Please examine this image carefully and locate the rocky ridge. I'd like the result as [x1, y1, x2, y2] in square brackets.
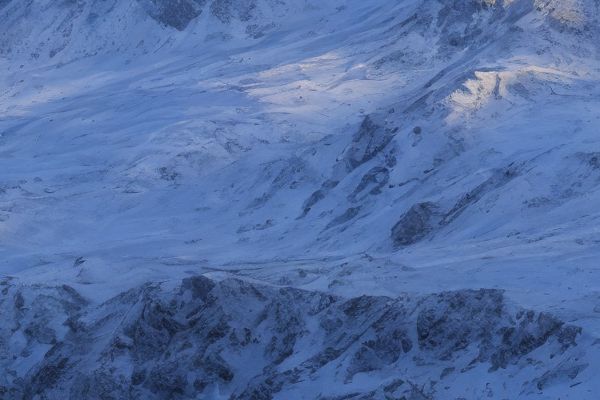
[0, 276, 588, 399]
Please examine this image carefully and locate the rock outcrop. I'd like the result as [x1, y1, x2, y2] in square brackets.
[0, 277, 584, 399]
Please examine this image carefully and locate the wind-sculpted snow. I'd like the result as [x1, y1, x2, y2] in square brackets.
[2, 0, 600, 398]
[0, 277, 589, 399]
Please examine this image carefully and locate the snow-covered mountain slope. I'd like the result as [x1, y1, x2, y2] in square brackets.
[0, 276, 589, 399]
[2, 0, 600, 398]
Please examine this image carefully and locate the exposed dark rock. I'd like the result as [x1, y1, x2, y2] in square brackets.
[441, 165, 519, 225]
[326, 207, 361, 230]
[391, 202, 440, 246]
[137, 0, 205, 31]
[299, 180, 339, 218]
[348, 167, 389, 202]
[391, 165, 520, 247]
[577, 152, 600, 170]
[0, 278, 585, 399]
[489, 311, 579, 370]
[417, 289, 505, 359]
[238, 219, 274, 233]
[342, 115, 396, 172]
[210, 0, 260, 24]
[532, 360, 588, 391]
